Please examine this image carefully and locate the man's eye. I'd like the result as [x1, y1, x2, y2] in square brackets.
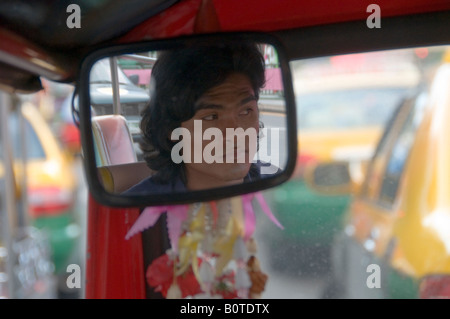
[202, 114, 218, 121]
[239, 108, 253, 116]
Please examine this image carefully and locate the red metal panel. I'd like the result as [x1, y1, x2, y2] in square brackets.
[85, 194, 145, 299]
[118, 0, 203, 43]
[213, 0, 450, 31]
[118, 0, 450, 43]
[0, 28, 72, 83]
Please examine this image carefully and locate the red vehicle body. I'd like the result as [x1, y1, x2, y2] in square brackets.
[0, 0, 449, 299]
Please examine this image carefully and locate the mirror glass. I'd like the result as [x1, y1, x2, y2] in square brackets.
[83, 39, 292, 203]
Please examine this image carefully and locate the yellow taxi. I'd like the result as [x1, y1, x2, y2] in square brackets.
[263, 50, 421, 272]
[0, 101, 81, 297]
[305, 51, 450, 298]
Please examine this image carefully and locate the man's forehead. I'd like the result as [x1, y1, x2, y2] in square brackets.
[200, 86, 255, 100]
[199, 76, 255, 102]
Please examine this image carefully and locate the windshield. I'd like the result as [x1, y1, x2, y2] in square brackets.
[297, 87, 410, 130]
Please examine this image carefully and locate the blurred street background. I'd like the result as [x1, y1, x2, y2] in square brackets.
[1, 45, 448, 299]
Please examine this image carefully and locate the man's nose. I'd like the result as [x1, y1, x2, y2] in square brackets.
[220, 115, 239, 133]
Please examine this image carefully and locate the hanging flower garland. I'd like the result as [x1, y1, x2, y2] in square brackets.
[125, 191, 283, 299]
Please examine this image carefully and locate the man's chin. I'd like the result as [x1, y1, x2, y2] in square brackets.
[186, 162, 252, 188]
[218, 162, 252, 180]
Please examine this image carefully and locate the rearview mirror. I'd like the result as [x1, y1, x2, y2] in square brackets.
[78, 33, 297, 207]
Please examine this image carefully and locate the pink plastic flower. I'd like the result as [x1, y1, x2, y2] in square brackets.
[146, 254, 202, 298]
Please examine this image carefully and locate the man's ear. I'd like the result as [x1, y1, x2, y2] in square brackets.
[258, 120, 265, 136]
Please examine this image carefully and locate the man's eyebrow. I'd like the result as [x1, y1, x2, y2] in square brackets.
[195, 94, 257, 111]
[241, 95, 257, 105]
[194, 103, 224, 111]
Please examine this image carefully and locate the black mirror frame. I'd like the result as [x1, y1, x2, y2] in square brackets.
[78, 32, 297, 208]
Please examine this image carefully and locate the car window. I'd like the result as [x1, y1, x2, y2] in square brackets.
[0, 112, 46, 160]
[359, 100, 410, 200]
[378, 93, 428, 206]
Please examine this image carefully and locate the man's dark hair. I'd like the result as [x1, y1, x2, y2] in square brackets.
[139, 41, 266, 185]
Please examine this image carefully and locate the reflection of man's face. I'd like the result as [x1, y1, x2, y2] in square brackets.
[180, 72, 259, 191]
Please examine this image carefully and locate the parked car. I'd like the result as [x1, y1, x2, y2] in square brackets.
[263, 51, 422, 272]
[305, 55, 450, 298]
[89, 58, 150, 127]
[0, 101, 81, 298]
[69, 58, 151, 161]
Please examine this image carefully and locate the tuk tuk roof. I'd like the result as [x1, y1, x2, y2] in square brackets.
[0, 0, 449, 92]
